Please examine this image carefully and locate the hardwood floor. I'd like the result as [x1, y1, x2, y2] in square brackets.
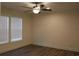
[0, 44, 79, 56]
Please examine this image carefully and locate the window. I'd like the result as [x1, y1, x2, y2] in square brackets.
[11, 17, 22, 42]
[0, 16, 22, 44]
[0, 16, 9, 44]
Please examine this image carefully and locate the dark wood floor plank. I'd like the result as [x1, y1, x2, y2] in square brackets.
[0, 44, 79, 56]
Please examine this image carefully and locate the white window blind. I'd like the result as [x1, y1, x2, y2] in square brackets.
[11, 17, 22, 42]
[0, 16, 9, 44]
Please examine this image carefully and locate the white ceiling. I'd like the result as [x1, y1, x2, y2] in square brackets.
[1, 2, 79, 13]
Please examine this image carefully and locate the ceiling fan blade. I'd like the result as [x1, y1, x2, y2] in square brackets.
[40, 4, 52, 11]
[20, 6, 33, 9]
[24, 9, 32, 13]
[41, 8, 52, 11]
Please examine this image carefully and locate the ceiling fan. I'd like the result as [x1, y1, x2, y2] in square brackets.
[21, 2, 52, 14]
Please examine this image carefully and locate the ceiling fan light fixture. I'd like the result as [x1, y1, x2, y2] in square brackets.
[33, 6, 40, 14]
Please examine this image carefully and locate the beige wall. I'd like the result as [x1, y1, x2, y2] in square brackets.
[0, 2, 1, 15]
[0, 6, 32, 54]
[32, 12, 79, 52]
